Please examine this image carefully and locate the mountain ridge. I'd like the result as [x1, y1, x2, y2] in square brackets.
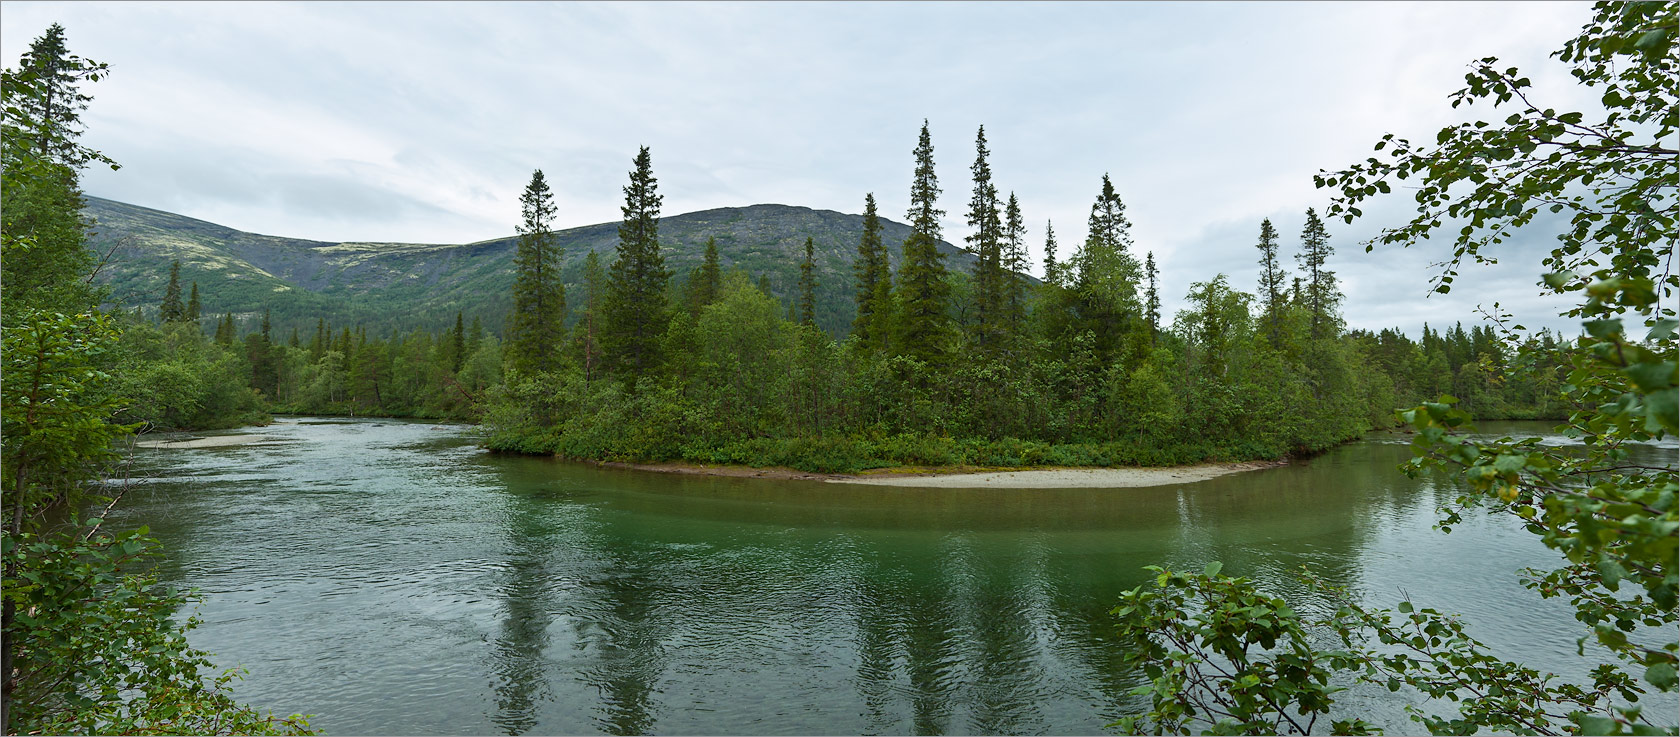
[84, 196, 1019, 338]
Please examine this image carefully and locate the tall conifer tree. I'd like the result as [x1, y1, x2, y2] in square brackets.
[159, 261, 185, 322]
[186, 282, 200, 323]
[1297, 207, 1337, 338]
[1145, 251, 1160, 342]
[506, 169, 566, 376]
[852, 193, 892, 349]
[1254, 218, 1287, 342]
[603, 146, 670, 380]
[1003, 192, 1027, 341]
[894, 120, 952, 362]
[1043, 221, 1060, 288]
[965, 126, 1005, 352]
[798, 237, 817, 326]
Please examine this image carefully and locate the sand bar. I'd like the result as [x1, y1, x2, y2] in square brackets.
[594, 459, 1283, 488]
[827, 461, 1279, 488]
[134, 434, 270, 449]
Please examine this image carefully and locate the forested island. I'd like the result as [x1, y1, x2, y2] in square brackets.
[2, 2, 1673, 735]
[113, 126, 1575, 473]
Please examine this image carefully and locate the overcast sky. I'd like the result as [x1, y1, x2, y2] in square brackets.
[3, 1, 1601, 335]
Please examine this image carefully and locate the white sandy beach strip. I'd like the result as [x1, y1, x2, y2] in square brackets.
[827, 462, 1271, 489]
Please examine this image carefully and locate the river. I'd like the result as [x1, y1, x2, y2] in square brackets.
[113, 418, 1676, 735]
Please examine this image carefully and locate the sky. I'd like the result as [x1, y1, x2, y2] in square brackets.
[1, 1, 1602, 336]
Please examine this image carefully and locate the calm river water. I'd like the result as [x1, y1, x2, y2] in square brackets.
[114, 418, 1676, 735]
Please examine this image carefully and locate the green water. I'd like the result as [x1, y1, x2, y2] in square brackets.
[114, 418, 1676, 735]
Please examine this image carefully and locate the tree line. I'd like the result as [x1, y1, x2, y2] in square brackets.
[123, 120, 1580, 469]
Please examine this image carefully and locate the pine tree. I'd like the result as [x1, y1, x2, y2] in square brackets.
[1297, 207, 1338, 338]
[1144, 251, 1160, 342]
[1, 24, 114, 316]
[852, 193, 893, 349]
[186, 282, 200, 323]
[1043, 221, 1061, 287]
[965, 126, 1006, 352]
[288, 327, 300, 348]
[215, 312, 236, 346]
[159, 261, 185, 322]
[1003, 192, 1027, 342]
[1071, 174, 1142, 360]
[685, 237, 722, 314]
[310, 318, 327, 362]
[798, 236, 818, 326]
[1255, 217, 1287, 342]
[506, 169, 566, 376]
[894, 120, 952, 363]
[603, 146, 670, 380]
[14, 24, 105, 168]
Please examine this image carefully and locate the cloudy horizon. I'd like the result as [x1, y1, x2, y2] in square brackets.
[3, 1, 1601, 336]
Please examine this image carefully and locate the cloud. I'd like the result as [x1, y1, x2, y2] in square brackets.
[1, 0, 1604, 332]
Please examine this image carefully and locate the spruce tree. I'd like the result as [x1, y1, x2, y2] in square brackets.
[894, 120, 952, 363]
[506, 169, 566, 376]
[159, 260, 185, 322]
[965, 126, 1005, 351]
[603, 146, 670, 380]
[696, 237, 722, 308]
[1003, 192, 1027, 341]
[1254, 218, 1287, 342]
[1, 24, 115, 316]
[310, 318, 327, 362]
[15, 24, 105, 168]
[1043, 221, 1060, 288]
[186, 282, 200, 323]
[798, 236, 817, 326]
[1072, 174, 1142, 360]
[215, 312, 236, 346]
[852, 193, 892, 349]
[1297, 207, 1337, 338]
[1144, 251, 1160, 342]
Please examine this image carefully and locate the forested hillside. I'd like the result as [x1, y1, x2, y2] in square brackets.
[86, 196, 995, 338]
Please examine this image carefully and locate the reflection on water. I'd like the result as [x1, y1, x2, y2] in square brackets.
[110, 418, 1677, 735]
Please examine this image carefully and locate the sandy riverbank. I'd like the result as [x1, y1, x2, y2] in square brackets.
[133, 434, 272, 449]
[594, 459, 1284, 488]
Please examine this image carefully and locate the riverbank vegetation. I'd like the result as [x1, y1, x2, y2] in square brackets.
[1, 24, 311, 735]
[127, 125, 1576, 471]
[1114, 3, 1676, 734]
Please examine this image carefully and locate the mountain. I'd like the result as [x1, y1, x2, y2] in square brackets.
[84, 196, 1019, 339]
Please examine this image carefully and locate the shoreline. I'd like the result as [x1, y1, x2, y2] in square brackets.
[589, 458, 1288, 488]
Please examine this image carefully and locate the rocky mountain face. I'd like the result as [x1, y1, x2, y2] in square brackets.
[86, 196, 1017, 338]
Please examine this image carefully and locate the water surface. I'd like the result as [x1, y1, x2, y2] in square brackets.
[115, 418, 1677, 735]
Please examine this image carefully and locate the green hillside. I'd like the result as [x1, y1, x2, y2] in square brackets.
[86, 196, 1007, 338]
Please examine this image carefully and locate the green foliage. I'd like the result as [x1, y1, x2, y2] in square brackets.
[1254, 218, 1287, 342]
[1119, 3, 1677, 734]
[3, 524, 313, 735]
[506, 169, 566, 376]
[603, 146, 671, 381]
[113, 319, 268, 431]
[1112, 565, 1377, 736]
[797, 236, 817, 326]
[894, 121, 954, 364]
[852, 193, 894, 350]
[965, 125, 1008, 354]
